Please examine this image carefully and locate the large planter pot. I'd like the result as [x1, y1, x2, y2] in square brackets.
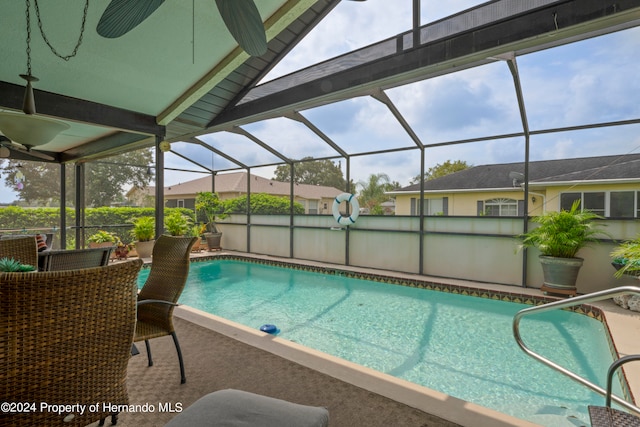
[204, 232, 222, 251]
[135, 240, 155, 258]
[539, 255, 583, 291]
[191, 238, 203, 252]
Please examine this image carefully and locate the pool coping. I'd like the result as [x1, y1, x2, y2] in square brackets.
[164, 251, 640, 425]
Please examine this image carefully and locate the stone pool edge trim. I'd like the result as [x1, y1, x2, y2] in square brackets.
[175, 305, 541, 427]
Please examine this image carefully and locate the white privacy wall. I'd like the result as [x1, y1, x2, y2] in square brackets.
[217, 215, 639, 292]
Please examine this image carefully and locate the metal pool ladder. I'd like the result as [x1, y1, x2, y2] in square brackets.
[512, 286, 640, 427]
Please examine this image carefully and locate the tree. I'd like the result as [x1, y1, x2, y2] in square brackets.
[357, 173, 393, 213]
[2, 149, 154, 207]
[410, 160, 471, 184]
[273, 157, 346, 189]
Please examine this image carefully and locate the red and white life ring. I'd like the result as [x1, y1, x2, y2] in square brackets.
[332, 193, 360, 225]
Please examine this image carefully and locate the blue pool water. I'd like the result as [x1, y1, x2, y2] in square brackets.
[138, 259, 621, 426]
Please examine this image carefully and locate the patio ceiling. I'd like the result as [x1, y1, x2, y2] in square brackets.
[0, 0, 337, 162]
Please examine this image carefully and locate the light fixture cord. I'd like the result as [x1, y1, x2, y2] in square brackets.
[24, 0, 32, 75]
[33, 0, 89, 61]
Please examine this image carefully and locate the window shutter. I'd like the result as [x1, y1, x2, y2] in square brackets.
[443, 197, 449, 216]
[410, 198, 416, 216]
[477, 200, 484, 216]
[518, 200, 525, 216]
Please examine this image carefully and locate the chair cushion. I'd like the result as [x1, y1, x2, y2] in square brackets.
[1, 233, 52, 251]
[36, 234, 48, 252]
[164, 389, 329, 427]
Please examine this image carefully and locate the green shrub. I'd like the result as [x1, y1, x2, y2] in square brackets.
[223, 193, 304, 215]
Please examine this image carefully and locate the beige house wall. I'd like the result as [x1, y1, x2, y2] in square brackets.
[395, 189, 531, 216]
[396, 182, 639, 217]
[541, 182, 640, 212]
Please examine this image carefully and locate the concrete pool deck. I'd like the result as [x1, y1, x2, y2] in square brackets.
[129, 250, 640, 426]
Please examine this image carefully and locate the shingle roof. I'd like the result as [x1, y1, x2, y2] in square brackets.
[164, 172, 343, 200]
[393, 153, 640, 193]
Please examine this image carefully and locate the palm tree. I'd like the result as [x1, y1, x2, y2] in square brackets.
[357, 173, 391, 214]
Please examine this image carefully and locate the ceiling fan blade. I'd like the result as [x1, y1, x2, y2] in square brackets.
[0, 138, 55, 161]
[3, 144, 55, 161]
[215, 0, 267, 57]
[97, 0, 165, 38]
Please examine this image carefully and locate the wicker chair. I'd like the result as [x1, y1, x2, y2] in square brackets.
[134, 236, 197, 384]
[0, 259, 143, 426]
[0, 236, 38, 268]
[42, 246, 115, 271]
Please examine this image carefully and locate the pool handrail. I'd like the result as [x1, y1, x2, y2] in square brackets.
[512, 286, 640, 416]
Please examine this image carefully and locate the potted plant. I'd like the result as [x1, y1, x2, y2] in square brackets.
[164, 210, 191, 236]
[114, 241, 131, 260]
[0, 257, 36, 272]
[188, 223, 207, 252]
[611, 235, 640, 278]
[88, 230, 118, 245]
[195, 192, 226, 251]
[518, 200, 608, 294]
[131, 216, 155, 258]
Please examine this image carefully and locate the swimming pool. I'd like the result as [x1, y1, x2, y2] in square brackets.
[138, 257, 623, 426]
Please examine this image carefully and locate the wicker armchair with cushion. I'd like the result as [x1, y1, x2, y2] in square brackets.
[0, 235, 38, 268]
[134, 235, 197, 384]
[0, 259, 143, 426]
[41, 246, 115, 271]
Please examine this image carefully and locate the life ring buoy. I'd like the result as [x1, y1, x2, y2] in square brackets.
[332, 193, 360, 225]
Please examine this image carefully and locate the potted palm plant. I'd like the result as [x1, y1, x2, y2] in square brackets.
[519, 200, 608, 294]
[164, 210, 191, 236]
[611, 235, 640, 278]
[195, 192, 226, 251]
[131, 216, 155, 258]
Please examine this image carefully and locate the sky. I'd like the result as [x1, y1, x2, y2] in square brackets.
[161, 0, 640, 192]
[2, 1, 640, 202]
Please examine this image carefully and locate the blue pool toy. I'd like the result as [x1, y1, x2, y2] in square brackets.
[259, 324, 279, 334]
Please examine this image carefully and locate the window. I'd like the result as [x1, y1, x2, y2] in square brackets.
[560, 191, 639, 217]
[482, 198, 518, 216]
[583, 192, 605, 216]
[610, 191, 635, 218]
[410, 197, 447, 215]
[177, 199, 185, 208]
[560, 192, 581, 211]
[308, 200, 318, 214]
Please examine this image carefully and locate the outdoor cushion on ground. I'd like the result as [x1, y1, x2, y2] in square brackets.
[164, 389, 329, 427]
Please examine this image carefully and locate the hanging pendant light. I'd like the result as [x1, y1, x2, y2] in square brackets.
[0, 0, 71, 148]
[20, 74, 37, 115]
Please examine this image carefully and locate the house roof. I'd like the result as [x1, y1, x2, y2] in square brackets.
[164, 172, 343, 200]
[391, 153, 640, 193]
